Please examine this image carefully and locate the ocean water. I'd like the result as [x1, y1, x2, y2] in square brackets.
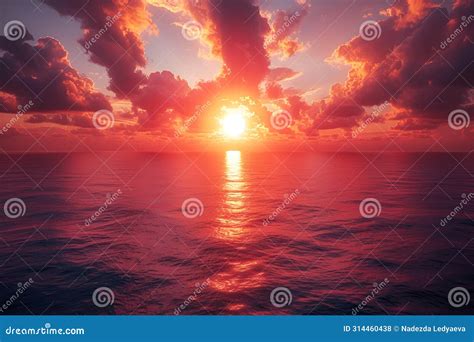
[0, 151, 473, 315]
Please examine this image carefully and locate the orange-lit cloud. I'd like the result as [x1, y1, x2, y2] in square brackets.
[323, 0, 473, 132]
[1, 0, 472, 152]
[264, 3, 310, 58]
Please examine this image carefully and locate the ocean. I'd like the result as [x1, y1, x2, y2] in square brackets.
[0, 151, 473, 315]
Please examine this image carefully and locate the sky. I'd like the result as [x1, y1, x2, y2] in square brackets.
[0, 0, 473, 152]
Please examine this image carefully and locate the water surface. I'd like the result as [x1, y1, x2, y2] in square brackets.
[0, 152, 473, 314]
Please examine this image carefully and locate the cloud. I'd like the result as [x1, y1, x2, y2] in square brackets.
[0, 91, 18, 112]
[30, 0, 473, 140]
[45, 0, 155, 98]
[45, 0, 193, 130]
[267, 67, 302, 82]
[328, 0, 474, 131]
[307, 82, 364, 132]
[152, 0, 272, 94]
[146, 0, 183, 13]
[265, 82, 285, 99]
[131, 70, 191, 126]
[25, 113, 94, 128]
[264, 3, 309, 58]
[0, 35, 111, 112]
[44, 0, 273, 131]
[204, 0, 271, 94]
[136, 0, 276, 130]
[392, 117, 441, 131]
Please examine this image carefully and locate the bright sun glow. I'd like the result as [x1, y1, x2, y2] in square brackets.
[220, 106, 248, 138]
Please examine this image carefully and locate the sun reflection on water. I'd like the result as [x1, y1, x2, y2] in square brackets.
[215, 151, 247, 240]
[211, 151, 265, 309]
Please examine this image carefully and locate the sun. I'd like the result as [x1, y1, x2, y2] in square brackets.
[220, 105, 248, 138]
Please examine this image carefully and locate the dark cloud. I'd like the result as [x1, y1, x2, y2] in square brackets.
[331, 0, 474, 130]
[25, 113, 94, 128]
[45, 0, 153, 98]
[205, 0, 271, 94]
[131, 71, 191, 126]
[155, 0, 272, 95]
[0, 35, 111, 112]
